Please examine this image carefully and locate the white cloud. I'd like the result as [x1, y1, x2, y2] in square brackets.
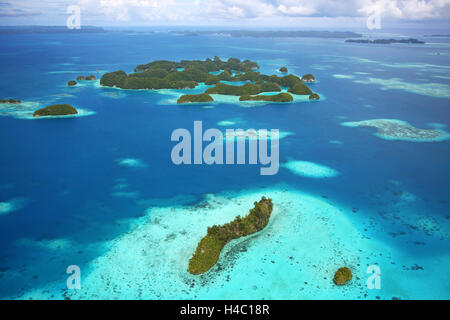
[277, 4, 316, 16]
[201, 0, 450, 21]
[78, 0, 180, 22]
[1, 0, 449, 24]
[358, 0, 450, 20]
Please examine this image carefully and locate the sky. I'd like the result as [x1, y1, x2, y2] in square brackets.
[0, 0, 449, 30]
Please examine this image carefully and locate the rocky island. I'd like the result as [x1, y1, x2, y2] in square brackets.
[0, 98, 21, 104]
[100, 57, 319, 104]
[33, 104, 78, 117]
[188, 197, 273, 275]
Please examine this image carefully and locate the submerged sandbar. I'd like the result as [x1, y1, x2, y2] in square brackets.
[341, 119, 450, 142]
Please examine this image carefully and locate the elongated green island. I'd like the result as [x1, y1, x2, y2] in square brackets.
[240, 93, 293, 102]
[188, 197, 273, 275]
[177, 93, 213, 104]
[99, 58, 319, 104]
[0, 98, 21, 104]
[33, 104, 78, 117]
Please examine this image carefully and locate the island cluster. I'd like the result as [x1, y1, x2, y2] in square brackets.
[67, 74, 98, 86]
[99, 57, 320, 103]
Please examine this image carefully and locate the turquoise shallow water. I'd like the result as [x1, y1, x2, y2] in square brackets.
[0, 30, 449, 300]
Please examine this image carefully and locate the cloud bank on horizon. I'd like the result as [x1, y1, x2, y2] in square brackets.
[0, 0, 449, 27]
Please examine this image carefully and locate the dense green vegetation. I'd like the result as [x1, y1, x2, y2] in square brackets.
[33, 104, 78, 117]
[177, 93, 214, 104]
[207, 83, 258, 95]
[205, 82, 281, 96]
[333, 267, 352, 285]
[279, 67, 288, 73]
[100, 70, 128, 87]
[134, 57, 258, 73]
[67, 80, 77, 86]
[301, 73, 315, 82]
[205, 74, 220, 85]
[188, 197, 273, 275]
[309, 93, 320, 100]
[239, 93, 293, 102]
[288, 82, 313, 95]
[100, 58, 318, 103]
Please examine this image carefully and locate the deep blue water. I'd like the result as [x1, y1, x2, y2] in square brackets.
[0, 30, 449, 299]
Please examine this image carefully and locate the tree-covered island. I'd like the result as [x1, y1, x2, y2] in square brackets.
[100, 57, 320, 104]
[33, 104, 78, 117]
[188, 197, 273, 275]
[177, 93, 214, 104]
[0, 98, 21, 104]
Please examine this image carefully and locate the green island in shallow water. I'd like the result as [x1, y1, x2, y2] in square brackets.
[99, 57, 320, 104]
[68, 75, 97, 87]
[33, 104, 78, 118]
[333, 267, 353, 285]
[188, 197, 273, 275]
[0, 98, 21, 104]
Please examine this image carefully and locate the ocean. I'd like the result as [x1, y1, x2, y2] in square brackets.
[0, 28, 449, 300]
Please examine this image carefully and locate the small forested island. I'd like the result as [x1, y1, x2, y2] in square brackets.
[188, 197, 273, 275]
[67, 80, 77, 86]
[279, 67, 288, 73]
[333, 267, 352, 285]
[301, 73, 315, 82]
[0, 98, 21, 104]
[346, 38, 425, 44]
[33, 104, 78, 117]
[100, 57, 319, 104]
[177, 93, 213, 104]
